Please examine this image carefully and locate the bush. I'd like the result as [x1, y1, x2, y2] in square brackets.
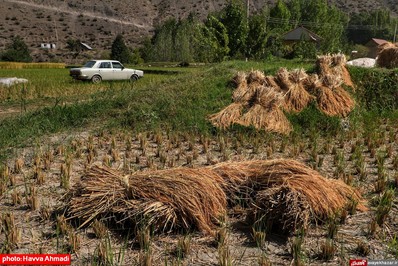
[349, 66, 398, 111]
[1, 36, 32, 62]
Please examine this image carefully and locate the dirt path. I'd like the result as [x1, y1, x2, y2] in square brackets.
[4, 0, 151, 29]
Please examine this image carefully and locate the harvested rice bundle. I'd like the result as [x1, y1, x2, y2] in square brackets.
[255, 86, 284, 109]
[125, 168, 227, 234]
[231, 71, 247, 87]
[316, 54, 333, 77]
[264, 75, 281, 91]
[322, 74, 343, 89]
[232, 81, 258, 104]
[66, 165, 227, 235]
[247, 70, 266, 84]
[211, 159, 367, 220]
[275, 68, 293, 91]
[331, 53, 355, 88]
[250, 186, 311, 232]
[237, 104, 292, 134]
[283, 69, 314, 113]
[377, 45, 398, 69]
[65, 165, 129, 228]
[315, 85, 354, 117]
[208, 103, 244, 129]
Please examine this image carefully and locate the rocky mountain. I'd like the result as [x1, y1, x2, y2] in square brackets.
[1, 0, 397, 62]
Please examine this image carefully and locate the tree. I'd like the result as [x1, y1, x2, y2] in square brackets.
[246, 8, 269, 59]
[203, 15, 230, 62]
[111, 34, 133, 64]
[1, 36, 32, 62]
[219, 0, 248, 58]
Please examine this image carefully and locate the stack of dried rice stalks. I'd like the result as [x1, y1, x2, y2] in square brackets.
[317, 53, 354, 88]
[313, 54, 356, 117]
[211, 159, 366, 231]
[65, 165, 227, 235]
[275, 68, 313, 113]
[376, 42, 398, 69]
[314, 73, 355, 117]
[210, 70, 293, 134]
[65, 159, 367, 235]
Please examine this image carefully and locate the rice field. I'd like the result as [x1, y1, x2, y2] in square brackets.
[0, 60, 397, 265]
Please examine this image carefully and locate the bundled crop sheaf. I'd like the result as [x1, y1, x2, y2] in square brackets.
[276, 68, 313, 113]
[65, 165, 227, 235]
[208, 103, 244, 129]
[315, 74, 355, 117]
[65, 159, 367, 235]
[376, 42, 398, 69]
[210, 159, 366, 230]
[317, 54, 354, 88]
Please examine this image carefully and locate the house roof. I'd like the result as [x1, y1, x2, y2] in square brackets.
[282, 26, 322, 42]
[367, 38, 388, 46]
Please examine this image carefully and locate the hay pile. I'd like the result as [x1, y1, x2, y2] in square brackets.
[314, 74, 355, 117]
[209, 70, 293, 134]
[376, 42, 398, 69]
[316, 53, 354, 88]
[275, 68, 313, 113]
[65, 160, 367, 234]
[65, 166, 227, 234]
[209, 53, 356, 133]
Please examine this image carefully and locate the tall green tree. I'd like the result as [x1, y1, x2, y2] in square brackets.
[202, 15, 230, 62]
[269, 0, 292, 34]
[1, 36, 32, 62]
[219, 0, 248, 58]
[111, 34, 133, 64]
[246, 8, 269, 59]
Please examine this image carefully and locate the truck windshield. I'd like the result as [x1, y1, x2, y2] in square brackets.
[83, 61, 96, 68]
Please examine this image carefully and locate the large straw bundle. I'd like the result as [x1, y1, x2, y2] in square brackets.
[237, 104, 293, 134]
[66, 165, 227, 234]
[210, 159, 366, 220]
[315, 84, 355, 117]
[208, 103, 244, 129]
[317, 54, 354, 88]
[279, 68, 314, 113]
[247, 70, 266, 84]
[251, 186, 311, 232]
[65, 159, 367, 236]
[377, 43, 398, 69]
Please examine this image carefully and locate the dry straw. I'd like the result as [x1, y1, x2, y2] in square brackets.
[65, 159, 367, 235]
[208, 103, 244, 129]
[237, 104, 293, 134]
[276, 68, 313, 113]
[211, 159, 366, 226]
[376, 42, 398, 69]
[66, 165, 227, 235]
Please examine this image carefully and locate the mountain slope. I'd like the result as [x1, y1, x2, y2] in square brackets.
[0, 0, 396, 62]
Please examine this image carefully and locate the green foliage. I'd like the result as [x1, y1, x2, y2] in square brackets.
[203, 16, 230, 62]
[66, 39, 82, 52]
[1, 36, 32, 63]
[111, 34, 134, 64]
[292, 41, 317, 59]
[347, 9, 397, 44]
[218, 0, 248, 58]
[349, 67, 398, 111]
[246, 8, 269, 59]
[269, 0, 292, 34]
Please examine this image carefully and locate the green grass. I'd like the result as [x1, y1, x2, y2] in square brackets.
[0, 59, 396, 160]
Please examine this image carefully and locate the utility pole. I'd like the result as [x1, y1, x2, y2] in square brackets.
[394, 21, 397, 43]
[246, 0, 249, 62]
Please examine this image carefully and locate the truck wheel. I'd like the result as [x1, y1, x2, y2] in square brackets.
[91, 75, 102, 84]
[130, 74, 138, 82]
